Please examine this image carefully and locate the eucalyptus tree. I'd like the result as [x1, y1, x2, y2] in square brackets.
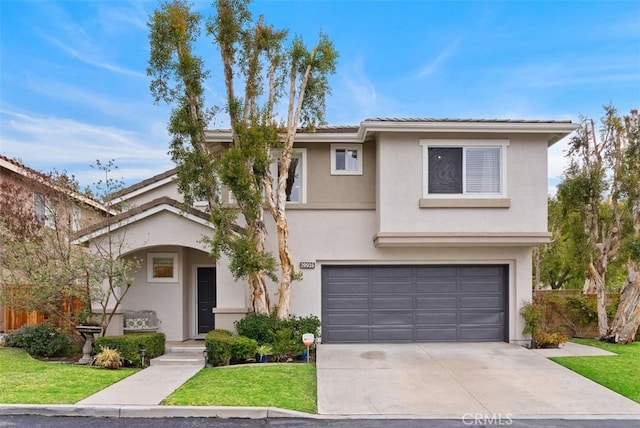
[556, 106, 639, 342]
[148, 0, 337, 317]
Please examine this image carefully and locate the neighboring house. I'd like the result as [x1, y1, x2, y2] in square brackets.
[0, 155, 112, 332]
[72, 118, 577, 345]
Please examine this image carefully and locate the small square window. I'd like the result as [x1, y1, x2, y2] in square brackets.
[331, 144, 362, 175]
[147, 253, 178, 282]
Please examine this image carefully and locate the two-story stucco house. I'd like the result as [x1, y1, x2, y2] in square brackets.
[73, 118, 577, 345]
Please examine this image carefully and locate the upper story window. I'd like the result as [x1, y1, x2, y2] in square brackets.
[420, 140, 508, 198]
[33, 192, 55, 228]
[331, 144, 362, 175]
[271, 148, 307, 203]
[71, 204, 82, 232]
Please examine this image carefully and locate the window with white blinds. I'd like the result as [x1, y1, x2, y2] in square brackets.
[465, 147, 501, 194]
[421, 140, 507, 197]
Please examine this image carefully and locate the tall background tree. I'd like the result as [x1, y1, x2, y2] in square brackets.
[547, 106, 639, 342]
[147, 0, 337, 318]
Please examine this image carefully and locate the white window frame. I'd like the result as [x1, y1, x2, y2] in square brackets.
[71, 204, 82, 232]
[147, 252, 179, 283]
[331, 144, 363, 175]
[270, 148, 307, 204]
[33, 191, 55, 228]
[420, 139, 509, 198]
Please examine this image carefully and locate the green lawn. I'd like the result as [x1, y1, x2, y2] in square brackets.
[0, 347, 138, 404]
[162, 364, 317, 413]
[550, 338, 640, 403]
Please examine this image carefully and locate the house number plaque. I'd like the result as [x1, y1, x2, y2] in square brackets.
[299, 262, 316, 270]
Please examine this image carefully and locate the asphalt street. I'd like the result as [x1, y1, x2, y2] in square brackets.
[1, 417, 640, 428]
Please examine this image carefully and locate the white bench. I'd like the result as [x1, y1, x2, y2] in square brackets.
[123, 310, 160, 333]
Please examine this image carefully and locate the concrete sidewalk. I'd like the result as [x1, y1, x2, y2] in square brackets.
[77, 365, 201, 406]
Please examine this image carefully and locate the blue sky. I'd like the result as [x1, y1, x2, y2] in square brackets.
[1, 0, 639, 193]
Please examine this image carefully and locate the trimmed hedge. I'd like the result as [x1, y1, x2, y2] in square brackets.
[94, 332, 165, 367]
[205, 329, 257, 367]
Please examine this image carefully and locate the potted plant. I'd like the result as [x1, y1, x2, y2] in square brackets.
[256, 344, 273, 363]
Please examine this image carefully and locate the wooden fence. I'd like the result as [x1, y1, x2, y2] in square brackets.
[1, 296, 84, 333]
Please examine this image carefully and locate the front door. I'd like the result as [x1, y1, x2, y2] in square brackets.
[197, 267, 216, 334]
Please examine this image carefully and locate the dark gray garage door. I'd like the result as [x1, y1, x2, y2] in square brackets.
[322, 265, 507, 343]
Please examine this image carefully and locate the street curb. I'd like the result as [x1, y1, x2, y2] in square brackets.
[0, 404, 319, 419]
[2, 405, 640, 420]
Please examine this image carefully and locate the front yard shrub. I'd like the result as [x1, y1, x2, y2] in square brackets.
[234, 311, 320, 361]
[205, 329, 257, 367]
[234, 312, 278, 345]
[4, 322, 70, 357]
[92, 346, 123, 369]
[94, 332, 165, 367]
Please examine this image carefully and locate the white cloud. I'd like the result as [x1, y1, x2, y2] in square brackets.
[45, 36, 145, 78]
[0, 109, 173, 187]
[415, 38, 462, 79]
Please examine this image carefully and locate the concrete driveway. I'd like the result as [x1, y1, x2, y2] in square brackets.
[316, 342, 640, 418]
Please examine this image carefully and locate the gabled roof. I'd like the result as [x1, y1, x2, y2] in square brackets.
[71, 196, 213, 244]
[109, 167, 178, 204]
[0, 154, 114, 214]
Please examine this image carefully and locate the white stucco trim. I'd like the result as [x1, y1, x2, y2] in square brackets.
[71, 203, 214, 244]
[110, 175, 177, 204]
[372, 232, 552, 247]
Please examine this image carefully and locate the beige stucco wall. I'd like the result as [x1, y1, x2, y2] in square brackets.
[300, 141, 376, 206]
[376, 132, 549, 234]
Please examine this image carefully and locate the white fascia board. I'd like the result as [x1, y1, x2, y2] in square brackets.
[110, 175, 177, 204]
[205, 130, 362, 144]
[359, 120, 579, 137]
[72, 204, 214, 244]
[1, 158, 115, 215]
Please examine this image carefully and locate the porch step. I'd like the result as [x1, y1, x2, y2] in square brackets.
[151, 351, 205, 366]
[167, 345, 206, 353]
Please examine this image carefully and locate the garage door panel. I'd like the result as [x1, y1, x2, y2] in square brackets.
[459, 326, 504, 341]
[326, 313, 369, 325]
[415, 281, 457, 293]
[460, 266, 503, 277]
[459, 280, 502, 293]
[372, 328, 413, 342]
[326, 329, 370, 343]
[371, 297, 413, 309]
[415, 311, 457, 325]
[459, 311, 503, 325]
[326, 267, 369, 279]
[416, 327, 458, 341]
[415, 267, 458, 277]
[416, 296, 457, 309]
[370, 267, 413, 278]
[371, 311, 413, 325]
[372, 281, 413, 294]
[325, 281, 369, 294]
[460, 296, 503, 309]
[323, 265, 507, 343]
[326, 296, 369, 310]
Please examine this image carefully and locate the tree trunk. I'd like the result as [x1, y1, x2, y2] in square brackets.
[605, 262, 640, 344]
[587, 262, 609, 338]
[248, 271, 270, 315]
[275, 214, 293, 320]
